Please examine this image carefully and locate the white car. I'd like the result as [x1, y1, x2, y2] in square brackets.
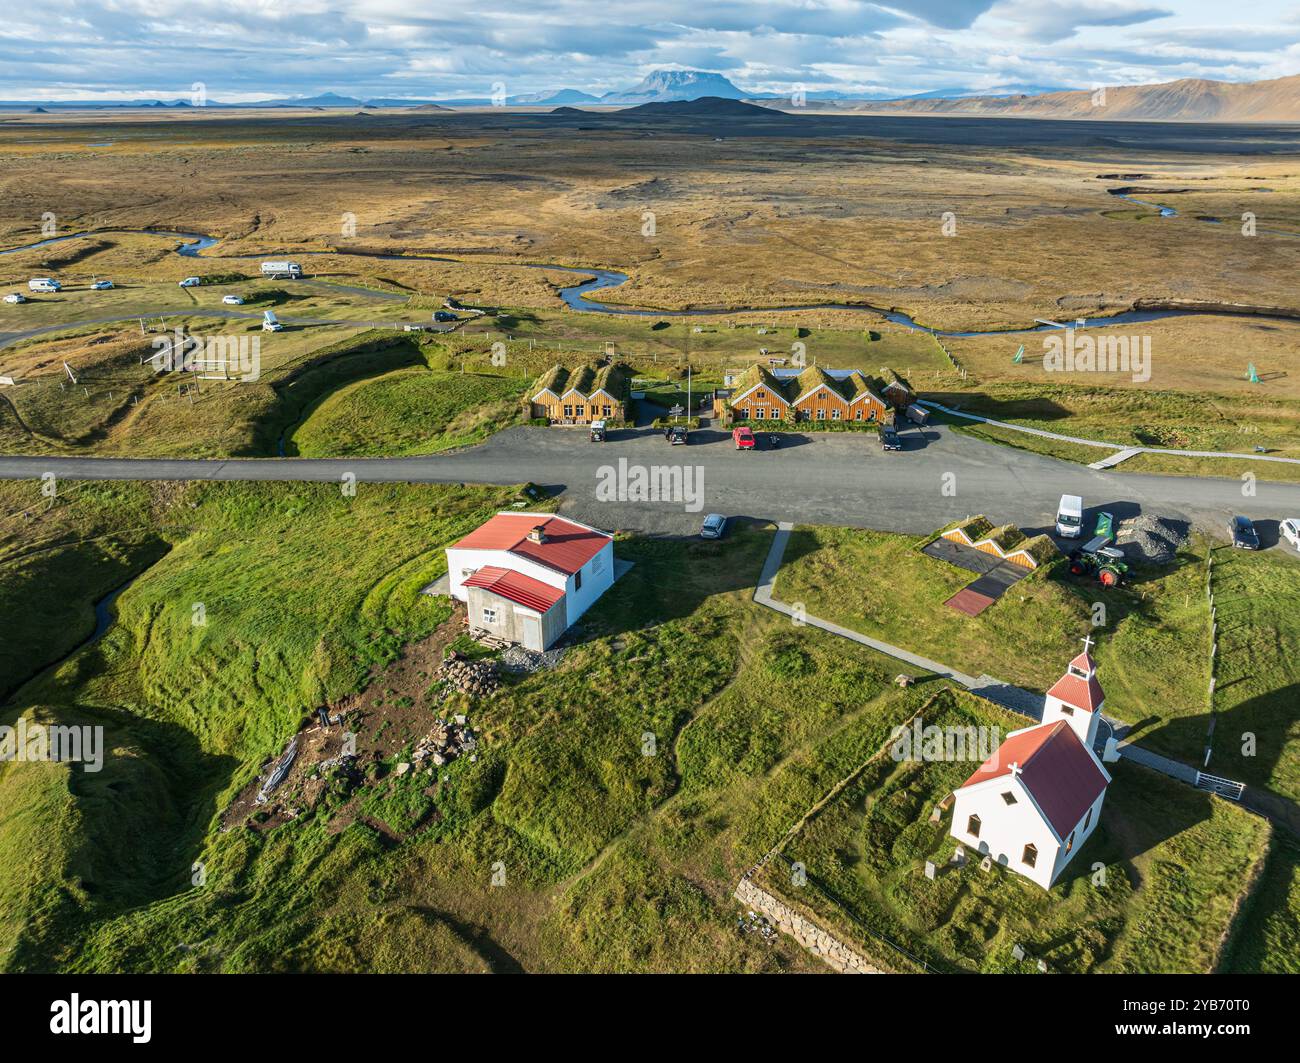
[91, 279, 114, 290]
[222, 294, 244, 305]
[1282, 519, 1300, 553]
[700, 513, 727, 540]
[179, 277, 201, 288]
[3, 293, 25, 304]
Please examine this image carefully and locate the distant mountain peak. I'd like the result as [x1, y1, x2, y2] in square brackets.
[602, 69, 746, 105]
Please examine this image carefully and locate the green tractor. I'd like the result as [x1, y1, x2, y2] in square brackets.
[1067, 511, 1130, 588]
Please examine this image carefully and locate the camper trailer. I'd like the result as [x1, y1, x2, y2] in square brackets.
[260, 261, 303, 280]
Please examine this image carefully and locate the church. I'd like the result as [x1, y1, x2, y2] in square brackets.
[948, 639, 1112, 890]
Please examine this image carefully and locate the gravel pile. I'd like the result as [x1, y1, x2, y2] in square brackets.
[1118, 514, 1189, 565]
[499, 644, 566, 674]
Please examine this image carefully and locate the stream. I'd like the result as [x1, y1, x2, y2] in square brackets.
[2, 225, 1297, 339]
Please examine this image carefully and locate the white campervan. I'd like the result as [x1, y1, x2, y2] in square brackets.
[262, 310, 283, 332]
[1056, 494, 1084, 538]
[28, 277, 61, 293]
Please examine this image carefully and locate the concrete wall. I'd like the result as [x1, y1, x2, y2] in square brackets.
[465, 586, 567, 650]
[734, 877, 879, 974]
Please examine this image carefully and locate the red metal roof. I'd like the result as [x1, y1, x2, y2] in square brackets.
[463, 565, 564, 613]
[959, 721, 1108, 841]
[451, 513, 610, 576]
[1069, 650, 1097, 674]
[1047, 669, 1105, 713]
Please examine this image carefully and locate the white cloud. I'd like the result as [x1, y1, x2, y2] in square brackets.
[0, 0, 1293, 100]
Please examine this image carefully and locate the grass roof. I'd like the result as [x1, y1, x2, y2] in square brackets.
[1020, 534, 1061, 566]
[949, 515, 995, 541]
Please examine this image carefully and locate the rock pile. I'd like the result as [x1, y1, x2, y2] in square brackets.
[437, 651, 500, 697]
[1119, 514, 1189, 565]
[412, 714, 478, 768]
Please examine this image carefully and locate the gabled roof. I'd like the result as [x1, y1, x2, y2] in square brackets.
[561, 365, 596, 398]
[730, 364, 788, 404]
[532, 365, 569, 400]
[451, 512, 611, 576]
[958, 721, 1109, 841]
[791, 365, 837, 402]
[1047, 668, 1105, 713]
[533, 363, 632, 403]
[589, 363, 631, 400]
[464, 565, 564, 613]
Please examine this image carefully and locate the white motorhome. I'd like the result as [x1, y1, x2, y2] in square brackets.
[28, 277, 61, 293]
[262, 310, 283, 332]
[1056, 494, 1084, 538]
[261, 261, 303, 279]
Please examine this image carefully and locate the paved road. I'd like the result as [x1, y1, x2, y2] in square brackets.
[3, 421, 1300, 542]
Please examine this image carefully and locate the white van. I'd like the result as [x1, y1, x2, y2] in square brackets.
[262, 310, 283, 332]
[1056, 494, 1084, 538]
[28, 277, 61, 293]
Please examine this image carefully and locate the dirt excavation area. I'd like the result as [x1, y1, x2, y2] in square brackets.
[221, 604, 503, 840]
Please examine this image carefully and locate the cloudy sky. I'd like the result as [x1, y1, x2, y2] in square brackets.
[4, 0, 1299, 101]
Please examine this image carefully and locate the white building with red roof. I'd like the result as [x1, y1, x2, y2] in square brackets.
[445, 512, 615, 651]
[1043, 636, 1105, 748]
[948, 643, 1112, 889]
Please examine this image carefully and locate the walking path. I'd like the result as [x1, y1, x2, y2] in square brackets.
[751, 522, 1290, 825]
[917, 400, 1300, 468]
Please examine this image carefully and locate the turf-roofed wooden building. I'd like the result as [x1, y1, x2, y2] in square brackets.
[718, 364, 889, 424]
[530, 363, 632, 424]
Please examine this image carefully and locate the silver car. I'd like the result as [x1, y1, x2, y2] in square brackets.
[700, 513, 726, 539]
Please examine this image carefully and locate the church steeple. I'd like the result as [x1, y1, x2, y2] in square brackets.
[1043, 636, 1105, 746]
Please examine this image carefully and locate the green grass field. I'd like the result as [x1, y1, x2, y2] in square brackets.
[2, 484, 1296, 973]
[776, 525, 1212, 750]
[757, 689, 1273, 973]
[288, 368, 528, 457]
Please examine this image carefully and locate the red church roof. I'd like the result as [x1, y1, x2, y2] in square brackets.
[1047, 668, 1105, 714]
[1069, 650, 1097, 674]
[463, 565, 564, 613]
[959, 721, 1108, 841]
[452, 513, 610, 576]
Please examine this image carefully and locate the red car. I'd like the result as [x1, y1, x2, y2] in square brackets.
[733, 426, 756, 450]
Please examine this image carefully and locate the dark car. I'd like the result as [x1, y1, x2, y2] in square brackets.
[881, 427, 903, 451]
[1229, 515, 1260, 550]
[433, 310, 458, 322]
[665, 425, 688, 445]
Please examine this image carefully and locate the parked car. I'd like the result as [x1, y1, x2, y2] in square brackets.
[1281, 518, 1300, 553]
[881, 427, 902, 451]
[3, 293, 25, 304]
[91, 279, 114, 290]
[665, 425, 688, 445]
[179, 277, 201, 288]
[28, 277, 61, 293]
[1228, 515, 1260, 550]
[700, 513, 727, 540]
[433, 310, 458, 322]
[732, 425, 755, 450]
[1056, 494, 1084, 538]
[262, 310, 283, 332]
[589, 420, 606, 442]
[222, 294, 244, 305]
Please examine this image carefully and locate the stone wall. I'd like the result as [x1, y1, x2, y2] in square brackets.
[734, 876, 881, 974]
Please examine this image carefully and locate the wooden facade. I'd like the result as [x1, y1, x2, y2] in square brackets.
[530, 364, 631, 424]
[725, 364, 888, 424]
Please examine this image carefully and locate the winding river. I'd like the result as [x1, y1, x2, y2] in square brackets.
[2, 225, 1298, 339]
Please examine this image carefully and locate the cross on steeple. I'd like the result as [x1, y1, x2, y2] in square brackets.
[1081, 634, 1095, 654]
